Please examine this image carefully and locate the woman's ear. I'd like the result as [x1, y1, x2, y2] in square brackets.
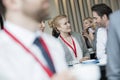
[56, 25, 61, 31]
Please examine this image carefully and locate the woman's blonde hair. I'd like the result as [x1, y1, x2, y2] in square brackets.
[83, 17, 96, 29]
[48, 15, 67, 32]
[83, 17, 93, 24]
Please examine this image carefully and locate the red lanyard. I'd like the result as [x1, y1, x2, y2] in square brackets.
[60, 35, 77, 57]
[4, 28, 54, 78]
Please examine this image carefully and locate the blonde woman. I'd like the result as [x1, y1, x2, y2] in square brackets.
[49, 15, 90, 65]
[82, 17, 95, 48]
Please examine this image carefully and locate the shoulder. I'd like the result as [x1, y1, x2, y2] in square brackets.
[0, 31, 13, 54]
[97, 28, 107, 37]
[0, 31, 11, 46]
[57, 36, 63, 44]
[71, 32, 85, 43]
[109, 10, 120, 29]
[97, 28, 107, 39]
[71, 32, 82, 37]
[41, 33, 64, 52]
[110, 10, 120, 20]
[41, 33, 60, 45]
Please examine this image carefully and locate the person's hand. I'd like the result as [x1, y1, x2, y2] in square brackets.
[51, 70, 76, 80]
[80, 57, 90, 63]
[83, 31, 89, 37]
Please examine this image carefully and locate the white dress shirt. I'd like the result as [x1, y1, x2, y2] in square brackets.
[0, 21, 67, 80]
[96, 27, 107, 64]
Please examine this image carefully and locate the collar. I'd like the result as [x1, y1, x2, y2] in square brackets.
[4, 21, 37, 47]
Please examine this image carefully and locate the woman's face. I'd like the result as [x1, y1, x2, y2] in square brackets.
[57, 18, 71, 33]
[39, 21, 45, 32]
[83, 20, 92, 30]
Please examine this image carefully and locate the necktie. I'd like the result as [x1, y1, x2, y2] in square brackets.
[34, 37, 56, 74]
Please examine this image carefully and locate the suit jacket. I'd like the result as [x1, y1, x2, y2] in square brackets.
[107, 10, 120, 80]
[58, 32, 89, 64]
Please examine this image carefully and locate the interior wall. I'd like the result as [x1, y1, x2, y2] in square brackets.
[45, 0, 120, 34]
[44, 0, 59, 34]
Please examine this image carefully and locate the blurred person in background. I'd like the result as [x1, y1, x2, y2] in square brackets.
[92, 3, 112, 64]
[107, 10, 120, 80]
[0, 0, 76, 80]
[82, 17, 95, 49]
[49, 15, 90, 65]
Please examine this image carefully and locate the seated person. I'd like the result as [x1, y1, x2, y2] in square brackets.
[82, 17, 95, 48]
[49, 15, 90, 65]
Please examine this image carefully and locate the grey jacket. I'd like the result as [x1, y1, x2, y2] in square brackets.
[107, 10, 120, 80]
[58, 32, 89, 64]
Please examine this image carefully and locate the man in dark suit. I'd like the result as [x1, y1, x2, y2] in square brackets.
[107, 10, 120, 80]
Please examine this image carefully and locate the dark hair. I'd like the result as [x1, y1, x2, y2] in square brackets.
[0, 0, 6, 15]
[91, 3, 112, 19]
[52, 29, 60, 38]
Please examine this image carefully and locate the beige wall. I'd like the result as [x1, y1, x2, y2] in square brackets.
[44, 0, 59, 35]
